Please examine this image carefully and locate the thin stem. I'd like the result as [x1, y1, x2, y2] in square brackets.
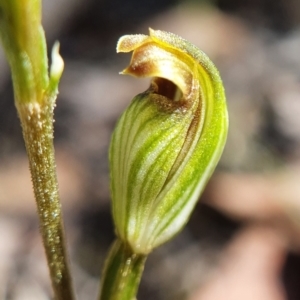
[18, 100, 75, 300]
[99, 239, 147, 300]
[0, 1, 74, 298]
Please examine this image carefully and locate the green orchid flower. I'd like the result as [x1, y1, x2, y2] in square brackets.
[110, 29, 228, 255]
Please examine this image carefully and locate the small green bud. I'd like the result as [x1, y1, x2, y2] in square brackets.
[110, 29, 228, 254]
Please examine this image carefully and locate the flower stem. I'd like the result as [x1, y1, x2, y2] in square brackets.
[17, 100, 75, 300]
[0, 1, 75, 298]
[99, 239, 147, 300]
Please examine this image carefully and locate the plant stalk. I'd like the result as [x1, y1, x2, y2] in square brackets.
[99, 239, 147, 300]
[17, 100, 75, 300]
[0, 1, 75, 298]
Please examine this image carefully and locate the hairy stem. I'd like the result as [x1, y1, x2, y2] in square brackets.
[18, 100, 75, 300]
[0, 1, 74, 298]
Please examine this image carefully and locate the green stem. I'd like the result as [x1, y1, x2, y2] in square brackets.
[18, 100, 75, 300]
[0, 1, 74, 298]
[99, 239, 147, 300]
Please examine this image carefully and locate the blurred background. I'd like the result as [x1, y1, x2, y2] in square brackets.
[1, 0, 300, 299]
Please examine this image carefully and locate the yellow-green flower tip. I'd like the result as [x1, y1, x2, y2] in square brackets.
[111, 29, 228, 254]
